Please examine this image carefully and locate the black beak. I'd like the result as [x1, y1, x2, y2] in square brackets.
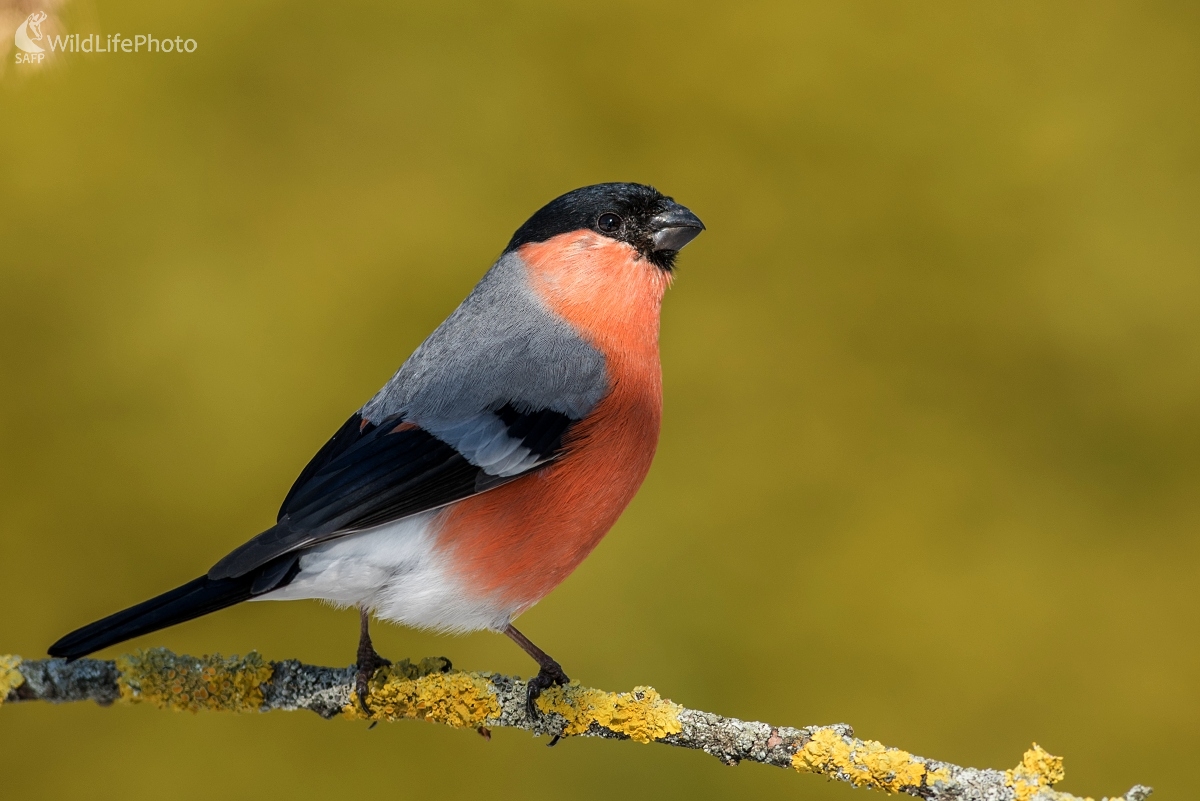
[649, 202, 705, 252]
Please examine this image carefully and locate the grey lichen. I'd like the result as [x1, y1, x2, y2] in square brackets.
[7, 656, 121, 705]
[261, 659, 355, 718]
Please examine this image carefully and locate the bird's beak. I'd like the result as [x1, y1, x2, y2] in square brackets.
[649, 202, 705, 252]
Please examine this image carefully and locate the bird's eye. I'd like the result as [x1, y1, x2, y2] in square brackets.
[597, 212, 623, 233]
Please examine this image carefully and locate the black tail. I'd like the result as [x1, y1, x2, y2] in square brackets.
[48, 558, 299, 660]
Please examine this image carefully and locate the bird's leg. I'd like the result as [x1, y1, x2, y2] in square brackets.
[355, 607, 391, 716]
[504, 623, 570, 719]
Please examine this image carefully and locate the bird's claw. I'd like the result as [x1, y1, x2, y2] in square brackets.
[524, 661, 570, 721]
[355, 650, 392, 717]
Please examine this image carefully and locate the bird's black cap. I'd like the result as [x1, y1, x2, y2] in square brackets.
[506, 183, 704, 270]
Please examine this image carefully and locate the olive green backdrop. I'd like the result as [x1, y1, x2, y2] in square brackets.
[2, 2, 1197, 799]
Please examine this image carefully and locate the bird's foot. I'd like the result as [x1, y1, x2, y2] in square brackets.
[355, 646, 392, 717]
[525, 660, 570, 720]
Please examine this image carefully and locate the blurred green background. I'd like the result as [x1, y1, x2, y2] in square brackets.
[2, 1, 1198, 799]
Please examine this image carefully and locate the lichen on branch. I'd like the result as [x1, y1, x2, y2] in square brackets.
[0, 650, 1152, 801]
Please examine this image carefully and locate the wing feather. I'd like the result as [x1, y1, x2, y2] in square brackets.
[208, 406, 576, 580]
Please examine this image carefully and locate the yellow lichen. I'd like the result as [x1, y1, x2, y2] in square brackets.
[116, 648, 273, 713]
[345, 658, 500, 727]
[792, 727, 932, 793]
[925, 765, 953, 787]
[1006, 743, 1066, 801]
[536, 684, 683, 743]
[0, 655, 25, 705]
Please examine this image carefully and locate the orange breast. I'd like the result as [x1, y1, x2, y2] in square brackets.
[434, 232, 669, 612]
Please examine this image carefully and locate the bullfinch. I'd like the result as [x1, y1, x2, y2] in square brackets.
[49, 182, 705, 712]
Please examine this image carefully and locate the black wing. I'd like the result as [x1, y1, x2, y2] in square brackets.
[207, 407, 575, 581]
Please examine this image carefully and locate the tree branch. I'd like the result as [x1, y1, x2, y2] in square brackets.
[1, 650, 1149, 801]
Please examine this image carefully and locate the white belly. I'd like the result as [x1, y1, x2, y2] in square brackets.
[254, 510, 514, 633]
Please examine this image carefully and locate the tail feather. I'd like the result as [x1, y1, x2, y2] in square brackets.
[48, 558, 298, 660]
